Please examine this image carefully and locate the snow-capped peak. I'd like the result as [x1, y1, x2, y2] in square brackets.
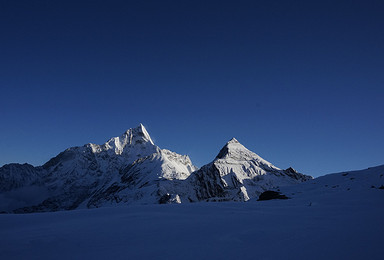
[124, 123, 154, 145]
[216, 137, 249, 159]
[228, 137, 239, 144]
[88, 124, 156, 156]
[215, 138, 279, 170]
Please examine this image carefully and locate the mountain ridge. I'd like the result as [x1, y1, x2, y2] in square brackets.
[0, 124, 311, 213]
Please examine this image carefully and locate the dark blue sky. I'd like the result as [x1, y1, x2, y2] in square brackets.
[1, 0, 383, 177]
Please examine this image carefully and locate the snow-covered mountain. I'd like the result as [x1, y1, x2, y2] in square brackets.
[178, 138, 312, 202]
[0, 124, 310, 213]
[0, 124, 197, 212]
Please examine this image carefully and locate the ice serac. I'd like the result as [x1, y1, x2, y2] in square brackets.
[181, 138, 312, 202]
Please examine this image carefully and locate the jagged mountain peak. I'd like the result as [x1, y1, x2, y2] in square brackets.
[122, 123, 154, 145]
[96, 124, 155, 155]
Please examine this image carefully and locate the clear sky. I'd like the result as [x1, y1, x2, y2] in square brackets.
[1, 0, 383, 177]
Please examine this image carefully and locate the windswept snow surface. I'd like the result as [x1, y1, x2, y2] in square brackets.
[1, 165, 383, 260]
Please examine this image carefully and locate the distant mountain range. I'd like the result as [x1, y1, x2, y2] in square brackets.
[0, 124, 311, 213]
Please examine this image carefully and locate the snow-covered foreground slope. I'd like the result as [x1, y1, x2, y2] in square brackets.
[1, 166, 383, 260]
[279, 164, 384, 203]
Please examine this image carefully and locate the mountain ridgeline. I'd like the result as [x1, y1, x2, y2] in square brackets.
[0, 124, 312, 213]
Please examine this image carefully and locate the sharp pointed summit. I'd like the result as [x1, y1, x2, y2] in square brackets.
[98, 124, 156, 156]
[216, 137, 242, 159]
[216, 137, 262, 162]
[128, 123, 154, 145]
[228, 137, 239, 144]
